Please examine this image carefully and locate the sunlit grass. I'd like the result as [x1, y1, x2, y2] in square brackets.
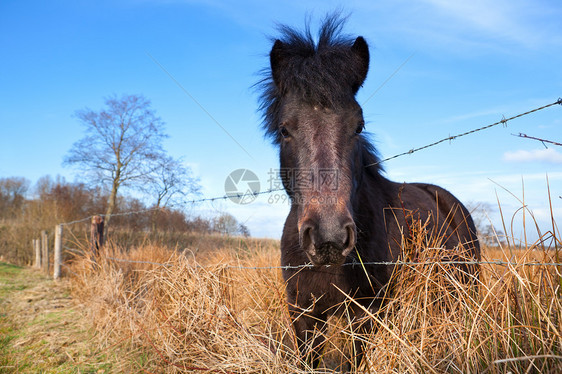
[71, 197, 561, 373]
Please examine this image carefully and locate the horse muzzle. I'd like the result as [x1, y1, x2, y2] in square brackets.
[299, 212, 356, 266]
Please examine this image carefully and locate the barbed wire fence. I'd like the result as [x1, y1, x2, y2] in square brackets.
[366, 98, 562, 167]
[30, 98, 562, 279]
[511, 133, 562, 148]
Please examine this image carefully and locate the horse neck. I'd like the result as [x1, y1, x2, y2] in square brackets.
[351, 142, 391, 238]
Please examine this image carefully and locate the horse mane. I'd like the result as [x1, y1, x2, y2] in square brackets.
[257, 13, 383, 173]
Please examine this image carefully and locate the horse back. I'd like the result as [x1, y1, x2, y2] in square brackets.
[384, 182, 481, 266]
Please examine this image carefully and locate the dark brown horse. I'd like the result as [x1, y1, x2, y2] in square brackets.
[258, 14, 481, 369]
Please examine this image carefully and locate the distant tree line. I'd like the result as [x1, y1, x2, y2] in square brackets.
[0, 175, 250, 265]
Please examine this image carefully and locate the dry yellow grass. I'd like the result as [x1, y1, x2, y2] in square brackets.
[70, 222, 561, 373]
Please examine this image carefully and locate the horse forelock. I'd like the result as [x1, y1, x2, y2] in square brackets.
[257, 13, 368, 143]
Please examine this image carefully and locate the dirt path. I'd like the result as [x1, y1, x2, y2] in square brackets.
[0, 262, 115, 373]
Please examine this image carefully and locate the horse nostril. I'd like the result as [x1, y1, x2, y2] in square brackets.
[299, 221, 316, 250]
[342, 222, 356, 256]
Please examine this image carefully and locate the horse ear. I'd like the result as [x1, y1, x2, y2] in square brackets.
[270, 39, 287, 89]
[351, 36, 369, 93]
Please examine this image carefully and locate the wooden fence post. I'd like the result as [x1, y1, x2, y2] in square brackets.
[90, 216, 104, 259]
[53, 224, 63, 279]
[34, 239, 41, 269]
[41, 230, 49, 274]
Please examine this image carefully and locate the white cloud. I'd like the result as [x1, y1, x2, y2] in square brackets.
[424, 1, 514, 31]
[421, 0, 558, 48]
[503, 148, 562, 164]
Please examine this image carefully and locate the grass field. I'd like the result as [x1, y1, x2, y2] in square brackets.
[0, 262, 123, 373]
[1, 193, 560, 373]
[66, 228, 561, 373]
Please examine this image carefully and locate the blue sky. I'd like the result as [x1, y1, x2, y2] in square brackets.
[1, 0, 561, 242]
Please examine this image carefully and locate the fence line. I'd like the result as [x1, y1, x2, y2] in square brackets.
[106, 256, 173, 267]
[365, 98, 562, 168]
[511, 132, 562, 147]
[60, 206, 167, 226]
[63, 247, 85, 255]
[35, 97, 561, 279]
[59, 262, 80, 278]
[99, 256, 562, 271]
[53, 97, 562, 228]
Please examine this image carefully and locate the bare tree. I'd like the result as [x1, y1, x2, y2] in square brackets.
[466, 201, 504, 247]
[0, 177, 30, 219]
[64, 94, 167, 233]
[212, 213, 249, 237]
[238, 223, 251, 238]
[212, 213, 239, 236]
[144, 155, 201, 231]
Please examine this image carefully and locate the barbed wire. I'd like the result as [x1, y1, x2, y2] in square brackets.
[63, 247, 84, 255]
[59, 262, 80, 277]
[365, 97, 562, 168]
[511, 133, 562, 147]
[58, 191, 285, 226]
[60, 206, 167, 226]
[186, 188, 285, 204]
[106, 256, 174, 267]
[98, 256, 562, 270]
[58, 97, 561, 226]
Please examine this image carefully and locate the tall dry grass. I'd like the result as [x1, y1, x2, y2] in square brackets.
[70, 210, 561, 373]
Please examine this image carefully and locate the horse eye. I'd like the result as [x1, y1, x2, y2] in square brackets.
[355, 121, 365, 134]
[279, 126, 290, 139]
